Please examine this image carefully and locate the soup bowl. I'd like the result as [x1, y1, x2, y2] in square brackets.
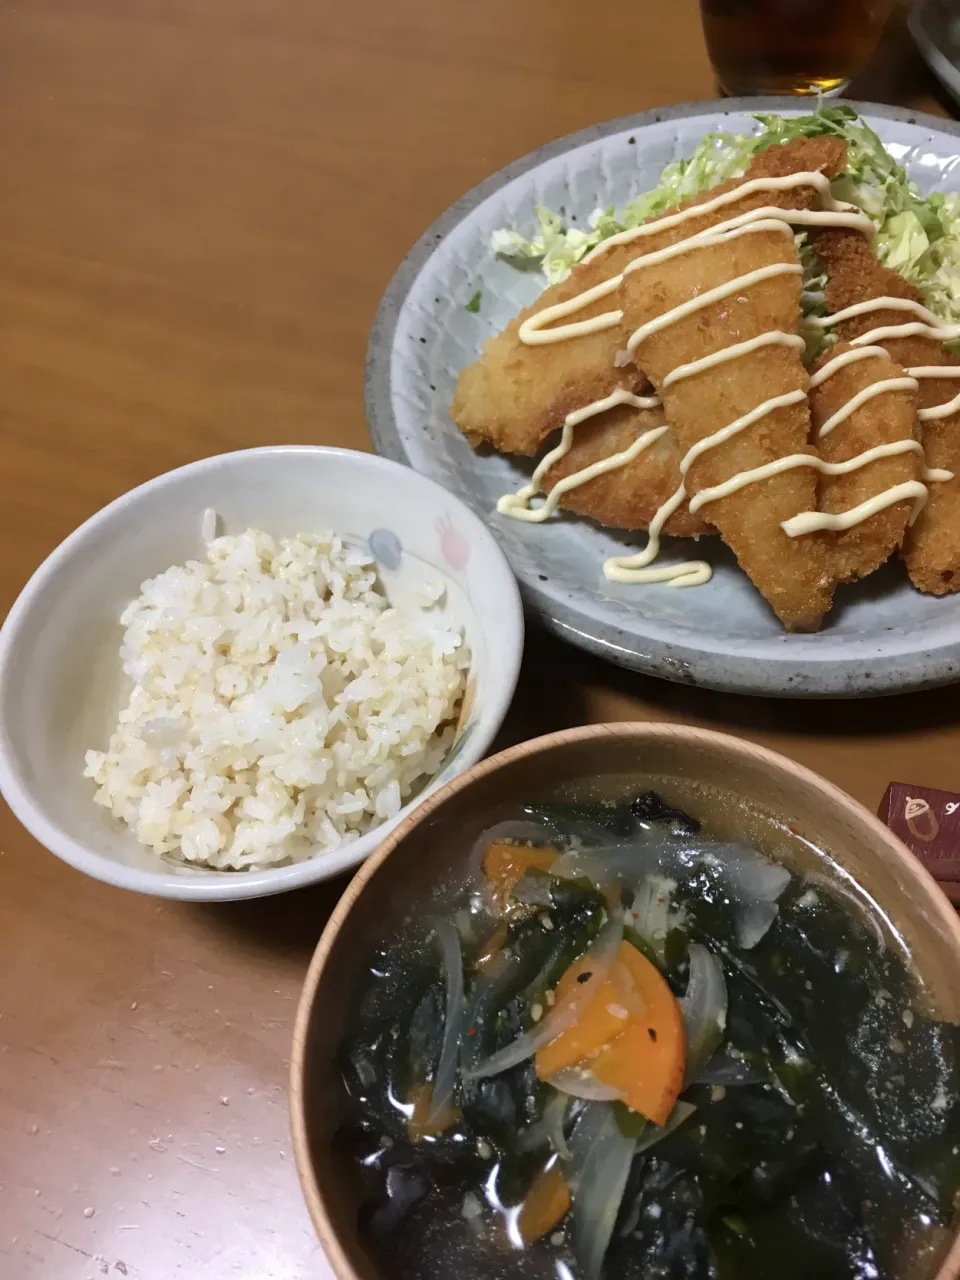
[290, 722, 960, 1280]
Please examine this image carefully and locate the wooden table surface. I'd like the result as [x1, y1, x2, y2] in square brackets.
[0, 2, 956, 1277]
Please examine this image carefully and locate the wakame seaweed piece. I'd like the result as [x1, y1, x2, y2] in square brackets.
[625, 924, 662, 971]
[359, 1161, 434, 1243]
[506, 876, 606, 1007]
[772, 1048, 952, 1274]
[721, 963, 790, 1059]
[520, 791, 701, 847]
[656, 1083, 821, 1213]
[408, 984, 445, 1082]
[521, 800, 638, 840]
[612, 1100, 649, 1140]
[742, 885, 960, 1174]
[548, 872, 607, 918]
[339, 941, 445, 1138]
[624, 923, 690, 995]
[733, 886, 960, 1271]
[674, 866, 742, 952]
[606, 1160, 716, 1280]
[849, 998, 960, 1188]
[630, 792, 701, 837]
[458, 880, 605, 1144]
[707, 1163, 880, 1280]
[507, 879, 605, 990]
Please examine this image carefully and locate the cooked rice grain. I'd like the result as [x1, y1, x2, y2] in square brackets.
[84, 529, 470, 869]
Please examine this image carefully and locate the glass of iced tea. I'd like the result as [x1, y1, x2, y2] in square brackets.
[700, 0, 894, 96]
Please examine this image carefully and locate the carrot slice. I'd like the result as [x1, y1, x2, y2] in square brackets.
[475, 920, 509, 973]
[534, 950, 637, 1080]
[535, 942, 685, 1125]
[591, 944, 685, 1126]
[517, 1162, 570, 1245]
[407, 1082, 460, 1143]
[482, 840, 558, 912]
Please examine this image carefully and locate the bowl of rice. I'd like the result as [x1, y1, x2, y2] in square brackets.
[0, 446, 523, 900]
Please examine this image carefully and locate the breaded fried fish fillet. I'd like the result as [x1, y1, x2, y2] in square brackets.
[813, 228, 960, 595]
[808, 340, 920, 584]
[453, 136, 848, 459]
[625, 226, 836, 631]
[539, 401, 713, 537]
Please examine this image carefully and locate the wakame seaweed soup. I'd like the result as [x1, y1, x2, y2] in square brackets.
[336, 786, 960, 1280]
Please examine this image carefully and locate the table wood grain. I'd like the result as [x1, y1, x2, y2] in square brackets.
[0, 2, 955, 1277]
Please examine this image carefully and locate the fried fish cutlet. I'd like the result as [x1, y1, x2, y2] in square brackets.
[625, 226, 836, 631]
[813, 228, 960, 595]
[903, 379, 960, 595]
[452, 136, 849, 459]
[808, 340, 920, 584]
[538, 401, 713, 537]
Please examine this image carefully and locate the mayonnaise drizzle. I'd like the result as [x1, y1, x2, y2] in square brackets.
[580, 171, 869, 265]
[626, 263, 803, 355]
[663, 332, 805, 388]
[519, 220, 797, 346]
[807, 346, 888, 388]
[688, 440, 950, 516]
[603, 485, 711, 587]
[817, 377, 919, 438]
[518, 279, 625, 345]
[497, 388, 665, 522]
[852, 322, 960, 346]
[919, 390, 960, 421]
[825, 304, 960, 420]
[519, 172, 871, 347]
[497, 170, 953, 590]
[808, 296, 949, 331]
[908, 368, 960, 420]
[782, 482, 931, 537]
[680, 391, 808, 474]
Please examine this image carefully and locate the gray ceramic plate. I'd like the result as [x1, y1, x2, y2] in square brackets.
[910, 0, 960, 108]
[366, 98, 960, 697]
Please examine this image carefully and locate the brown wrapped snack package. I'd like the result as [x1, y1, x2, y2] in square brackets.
[878, 782, 960, 906]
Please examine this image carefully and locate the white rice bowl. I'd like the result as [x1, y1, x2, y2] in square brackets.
[84, 529, 470, 870]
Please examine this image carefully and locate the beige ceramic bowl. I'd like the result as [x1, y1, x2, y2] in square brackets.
[290, 723, 960, 1280]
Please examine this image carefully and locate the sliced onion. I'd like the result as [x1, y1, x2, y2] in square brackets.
[696, 1051, 767, 1087]
[546, 1090, 573, 1161]
[550, 840, 673, 886]
[680, 943, 728, 1085]
[459, 954, 523, 1082]
[736, 900, 780, 950]
[700, 845, 791, 903]
[696, 844, 791, 949]
[630, 875, 676, 962]
[427, 918, 466, 1123]
[462, 908, 624, 1081]
[569, 1103, 636, 1279]
[634, 1100, 696, 1154]
[549, 1067, 623, 1103]
[567, 1099, 611, 1169]
[553, 839, 791, 955]
[516, 1089, 573, 1159]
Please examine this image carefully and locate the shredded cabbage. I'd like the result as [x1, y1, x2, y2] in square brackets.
[491, 105, 960, 327]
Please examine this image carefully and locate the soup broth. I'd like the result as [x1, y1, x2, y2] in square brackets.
[335, 780, 960, 1279]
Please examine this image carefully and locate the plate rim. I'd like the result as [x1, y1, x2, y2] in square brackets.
[365, 96, 960, 698]
[909, 0, 960, 109]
